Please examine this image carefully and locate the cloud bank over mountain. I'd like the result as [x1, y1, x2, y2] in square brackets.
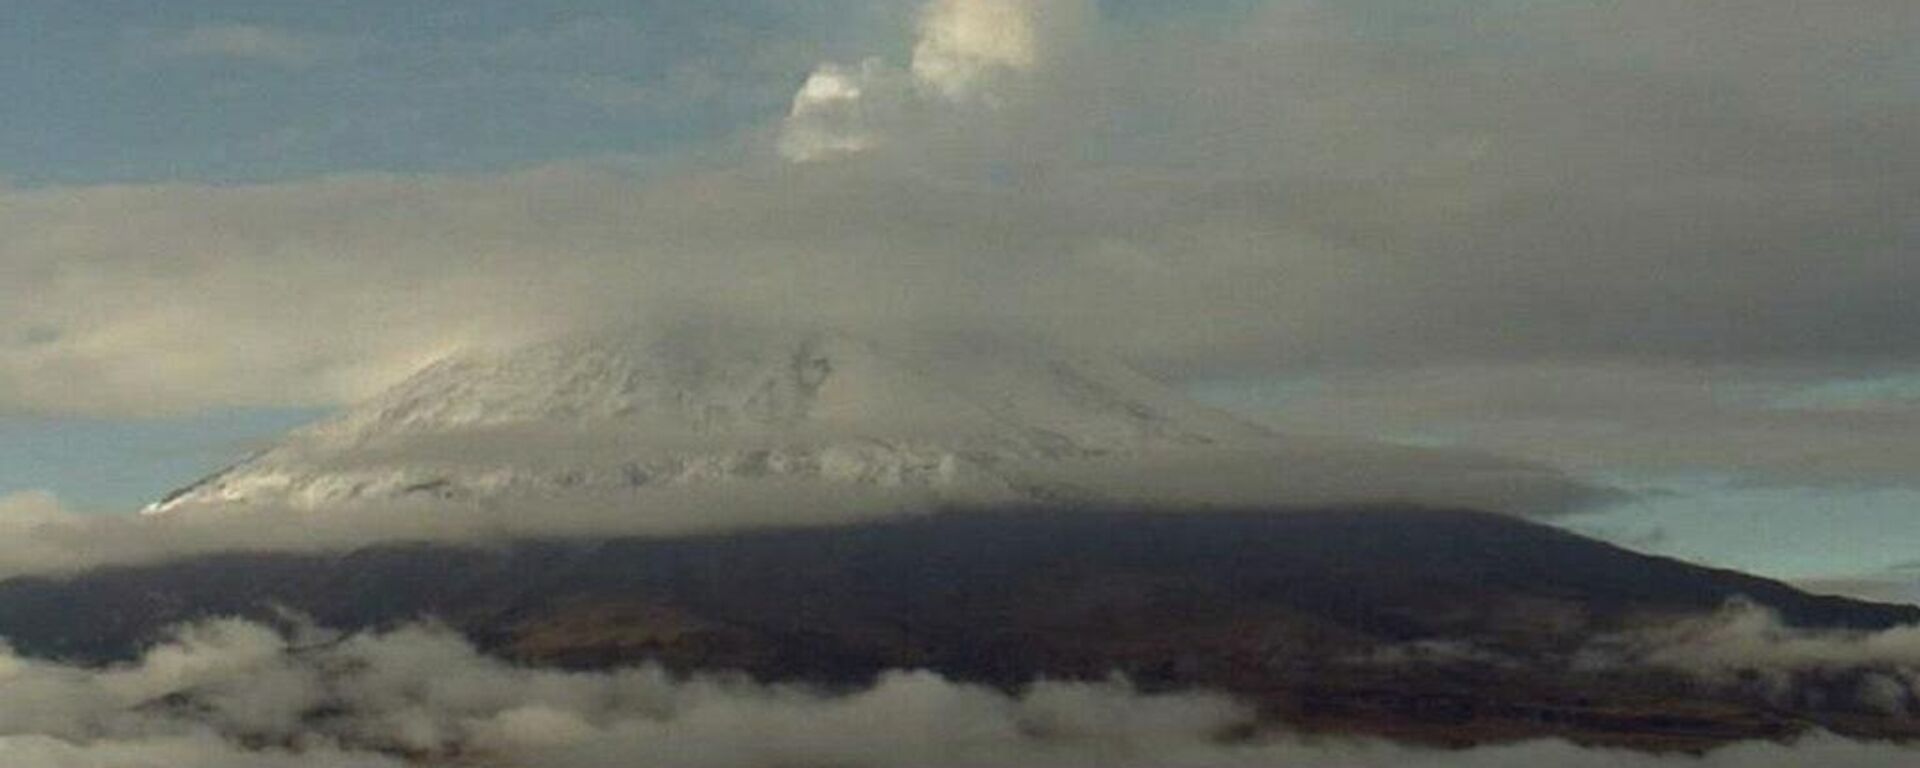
[1, 0, 1912, 428]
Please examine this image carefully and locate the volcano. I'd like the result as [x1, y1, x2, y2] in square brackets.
[9, 326, 1918, 752]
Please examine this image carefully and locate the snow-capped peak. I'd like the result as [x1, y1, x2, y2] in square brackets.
[146, 326, 1272, 515]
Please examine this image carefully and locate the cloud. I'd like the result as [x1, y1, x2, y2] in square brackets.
[0, 164, 1365, 416]
[0, 429, 1609, 580]
[1584, 600, 1920, 716]
[777, 59, 908, 162]
[0, 1, 1914, 501]
[1039, 439, 1609, 517]
[0, 615, 1915, 767]
[145, 24, 330, 66]
[0, 484, 927, 580]
[1642, 602, 1920, 673]
[0, 492, 126, 574]
[1210, 362, 1920, 487]
[909, 0, 1051, 101]
[779, 0, 1093, 160]
[0, 492, 69, 529]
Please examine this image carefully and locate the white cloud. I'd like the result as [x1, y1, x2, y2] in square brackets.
[779, 0, 1093, 160]
[1584, 601, 1920, 716]
[909, 0, 1045, 101]
[1642, 602, 1920, 673]
[777, 59, 907, 162]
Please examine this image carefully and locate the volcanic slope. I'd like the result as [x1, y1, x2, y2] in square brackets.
[18, 327, 1920, 750]
[3, 508, 1918, 750]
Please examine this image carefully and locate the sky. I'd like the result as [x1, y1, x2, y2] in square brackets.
[0, 1, 1917, 593]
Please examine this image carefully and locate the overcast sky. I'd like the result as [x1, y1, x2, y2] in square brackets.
[1, 0, 1916, 590]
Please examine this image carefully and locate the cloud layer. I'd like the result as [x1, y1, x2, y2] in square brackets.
[0, 424, 1605, 580]
[2, 0, 1914, 421]
[1213, 362, 1920, 487]
[2, 615, 1918, 767]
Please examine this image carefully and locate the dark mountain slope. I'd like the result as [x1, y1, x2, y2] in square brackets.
[0, 506, 1913, 749]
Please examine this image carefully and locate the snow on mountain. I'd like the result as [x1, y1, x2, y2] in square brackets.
[146, 326, 1275, 515]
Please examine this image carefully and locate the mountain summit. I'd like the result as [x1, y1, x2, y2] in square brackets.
[146, 326, 1275, 515]
[87, 332, 1912, 754]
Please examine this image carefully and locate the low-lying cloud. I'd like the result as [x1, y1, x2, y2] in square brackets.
[1, 615, 1917, 768]
[1587, 601, 1920, 716]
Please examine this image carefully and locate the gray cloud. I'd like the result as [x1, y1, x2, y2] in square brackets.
[0, 614, 1916, 767]
[1, 0, 1914, 499]
[770, 0, 1920, 363]
[1214, 362, 1920, 486]
[0, 485, 943, 579]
